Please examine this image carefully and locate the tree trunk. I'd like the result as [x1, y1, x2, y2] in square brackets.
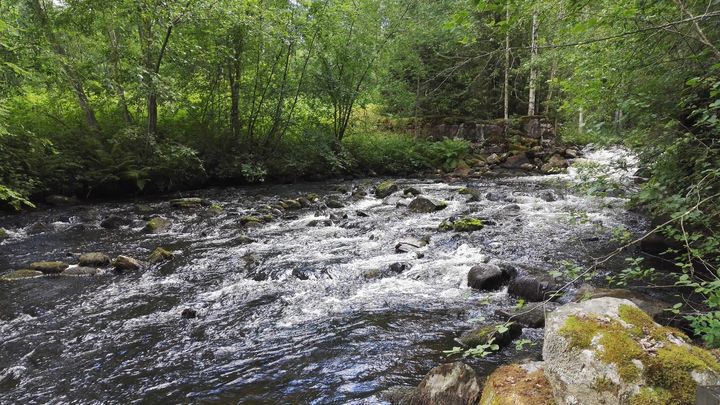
[527, 8, 539, 116]
[503, 0, 510, 121]
[30, 0, 100, 132]
[147, 25, 173, 136]
[544, 57, 557, 116]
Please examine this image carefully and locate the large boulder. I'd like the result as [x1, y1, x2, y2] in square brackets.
[79, 252, 111, 267]
[543, 297, 720, 405]
[408, 197, 448, 213]
[479, 362, 555, 405]
[29, 261, 68, 274]
[467, 263, 508, 291]
[407, 362, 482, 405]
[375, 181, 399, 198]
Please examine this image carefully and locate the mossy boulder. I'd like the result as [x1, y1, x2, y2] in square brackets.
[79, 252, 111, 267]
[281, 199, 303, 210]
[148, 247, 174, 264]
[408, 196, 447, 213]
[208, 203, 224, 215]
[543, 297, 720, 405]
[29, 261, 69, 274]
[459, 322, 522, 349]
[144, 217, 171, 233]
[480, 362, 555, 405]
[439, 217, 484, 232]
[375, 180, 399, 198]
[169, 197, 206, 208]
[325, 198, 345, 209]
[1, 269, 44, 281]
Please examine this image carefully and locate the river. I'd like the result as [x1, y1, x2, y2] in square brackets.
[0, 147, 646, 404]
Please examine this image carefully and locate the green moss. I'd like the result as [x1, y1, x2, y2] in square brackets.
[375, 180, 399, 198]
[646, 344, 720, 404]
[148, 247, 173, 264]
[1, 269, 44, 281]
[597, 330, 644, 382]
[593, 377, 620, 396]
[208, 203, 224, 214]
[558, 315, 603, 349]
[630, 387, 673, 405]
[457, 188, 473, 194]
[240, 216, 262, 224]
[144, 217, 171, 233]
[439, 217, 484, 232]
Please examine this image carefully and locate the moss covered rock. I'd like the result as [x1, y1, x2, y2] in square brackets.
[460, 322, 522, 349]
[1, 269, 44, 281]
[480, 363, 555, 405]
[169, 197, 206, 208]
[79, 252, 111, 267]
[543, 297, 720, 405]
[0, 228, 8, 240]
[375, 180, 399, 198]
[148, 247, 174, 264]
[408, 196, 447, 213]
[113, 255, 141, 271]
[439, 217, 484, 232]
[144, 217, 171, 233]
[29, 261, 69, 274]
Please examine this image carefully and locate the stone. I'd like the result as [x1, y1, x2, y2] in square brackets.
[485, 192, 506, 202]
[144, 216, 171, 233]
[112, 255, 141, 271]
[408, 197, 448, 213]
[388, 262, 411, 273]
[325, 198, 345, 209]
[467, 264, 507, 291]
[79, 252, 111, 267]
[282, 199, 303, 210]
[375, 181, 399, 198]
[148, 247, 174, 264]
[541, 154, 568, 173]
[181, 308, 198, 319]
[356, 210, 370, 217]
[45, 195, 79, 206]
[61, 266, 101, 276]
[27, 222, 49, 234]
[439, 217, 484, 232]
[496, 302, 561, 328]
[403, 187, 422, 196]
[501, 154, 530, 169]
[395, 238, 428, 254]
[564, 148, 579, 159]
[169, 197, 206, 208]
[573, 285, 671, 321]
[539, 190, 557, 202]
[29, 261, 69, 274]
[100, 215, 132, 229]
[520, 163, 535, 171]
[508, 275, 561, 302]
[543, 297, 720, 405]
[0, 269, 44, 281]
[479, 362, 555, 405]
[307, 219, 333, 227]
[407, 362, 482, 405]
[486, 153, 502, 165]
[459, 322, 523, 349]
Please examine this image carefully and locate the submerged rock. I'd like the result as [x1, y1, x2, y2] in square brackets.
[496, 302, 560, 328]
[459, 322, 522, 349]
[408, 197, 447, 213]
[181, 308, 198, 319]
[148, 247, 174, 264]
[407, 362, 482, 405]
[403, 187, 422, 196]
[325, 198, 345, 209]
[307, 219, 333, 227]
[112, 255, 141, 271]
[466, 264, 507, 291]
[375, 181, 399, 198]
[79, 252, 111, 267]
[543, 297, 720, 405]
[508, 275, 561, 302]
[61, 266, 101, 276]
[100, 215, 132, 229]
[169, 197, 206, 208]
[144, 217, 171, 233]
[479, 362, 555, 405]
[0, 269, 44, 281]
[29, 261, 69, 274]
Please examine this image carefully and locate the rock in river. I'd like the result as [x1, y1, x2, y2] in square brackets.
[466, 263, 508, 291]
[61, 266, 101, 276]
[79, 252, 111, 267]
[0, 269, 44, 281]
[113, 255, 141, 271]
[406, 362, 482, 405]
[170, 197, 207, 208]
[459, 322, 523, 349]
[508, 275, 561, 302]
[144, 216, 171, 234]
[375, 180, 399, 198]
[29, 261, 69, 274]
[408, 196, 447, 213]
[148, 247, 174, 264]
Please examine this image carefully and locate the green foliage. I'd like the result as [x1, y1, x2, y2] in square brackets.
[606, 257, 657, 288]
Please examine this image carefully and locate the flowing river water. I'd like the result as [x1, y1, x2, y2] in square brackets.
[0, 147, 647, 404]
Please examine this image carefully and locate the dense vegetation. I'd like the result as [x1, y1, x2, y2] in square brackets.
[1, 0, 719, 343]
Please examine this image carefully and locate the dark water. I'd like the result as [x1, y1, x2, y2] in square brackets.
[0, 148, 647, 404]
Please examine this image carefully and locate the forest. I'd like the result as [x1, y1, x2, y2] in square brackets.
[1, 0, 720, 403]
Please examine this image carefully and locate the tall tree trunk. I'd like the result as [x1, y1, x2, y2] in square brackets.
[30, 0, 100, 132]
[147, 25, 173, 136]
[544, 57, 557, 116]
[503, 0, 510, 121]
[527, 7, 539, 116]
[107, 28, 133, 124]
